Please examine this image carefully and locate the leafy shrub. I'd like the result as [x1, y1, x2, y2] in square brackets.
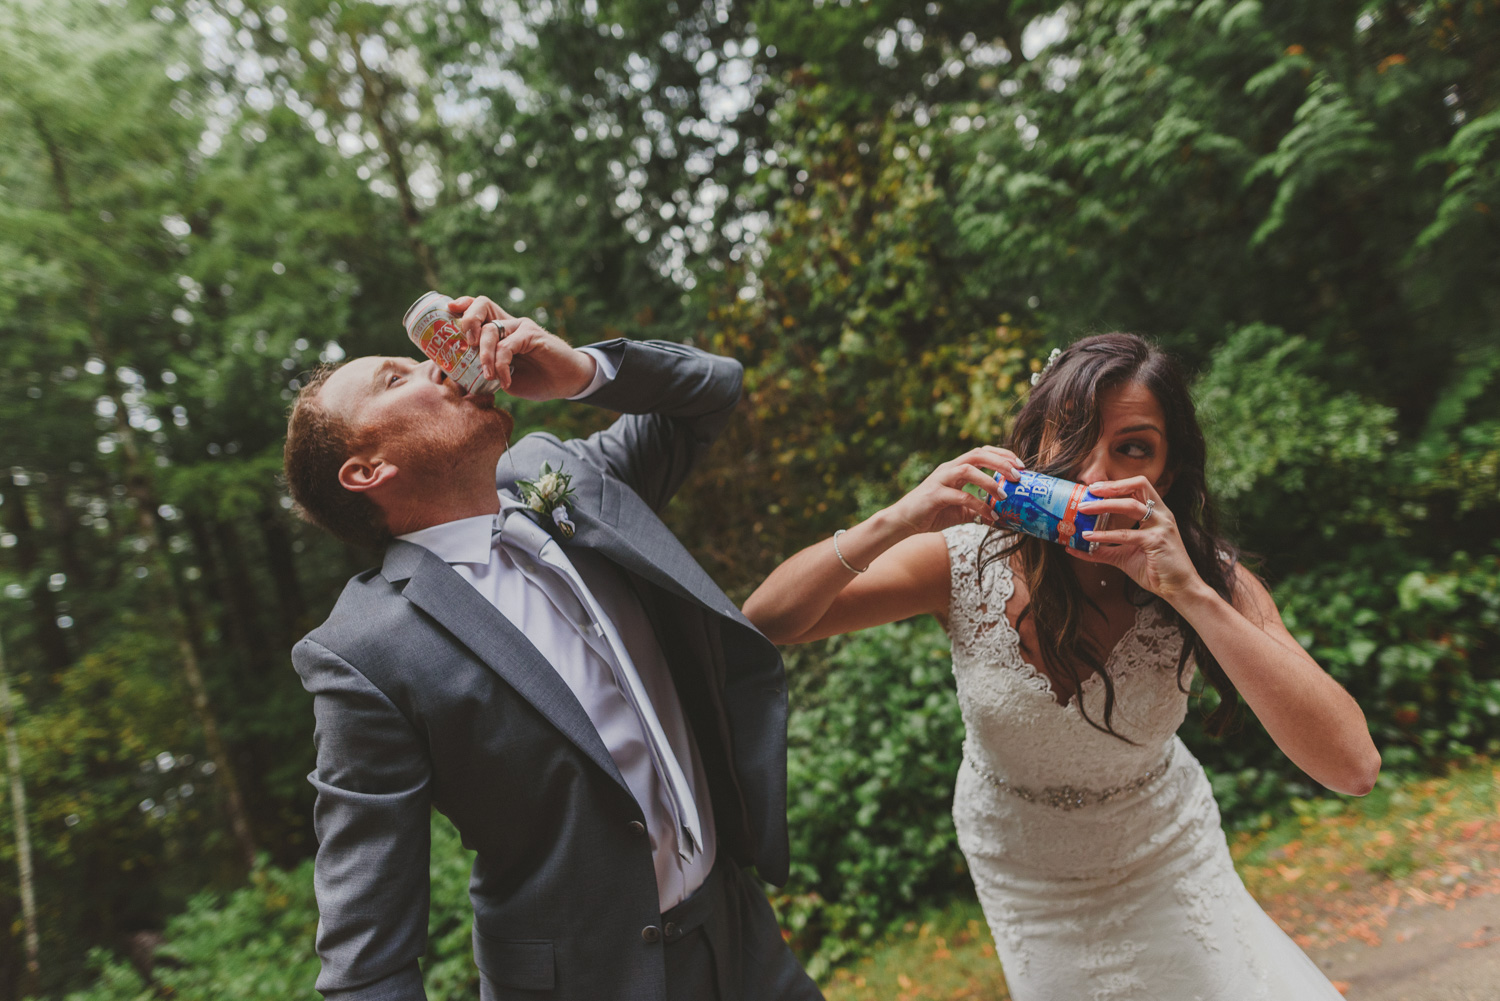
[61, 816, 476, 1001]
[55, 619, 968, 991]
[3, 627, 235, 997]
[1182, 546, 1500, 825]
[771, 618, 967, 977]
[1194, 324, 1401, 565]
[56, 547, 1500, 987]
[770, 543, 1500, 966]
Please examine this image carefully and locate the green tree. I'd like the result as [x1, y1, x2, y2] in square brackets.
[5, 0, 1500, 991]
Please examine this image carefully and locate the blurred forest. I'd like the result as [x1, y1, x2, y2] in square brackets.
[0, 0, 1497, 996]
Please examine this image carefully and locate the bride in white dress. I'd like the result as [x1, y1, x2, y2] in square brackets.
[744, 333, 1380, 1000]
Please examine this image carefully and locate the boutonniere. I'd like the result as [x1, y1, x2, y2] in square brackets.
[518, 461, 577, 538]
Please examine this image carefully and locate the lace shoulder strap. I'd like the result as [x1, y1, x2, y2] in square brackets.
[940, 523, 1014, 645]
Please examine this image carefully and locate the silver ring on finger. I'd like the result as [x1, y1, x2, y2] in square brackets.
[1137, 499, 1156, 527]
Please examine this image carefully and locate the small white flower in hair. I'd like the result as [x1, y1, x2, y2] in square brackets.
[1030, 348, 1063, 387]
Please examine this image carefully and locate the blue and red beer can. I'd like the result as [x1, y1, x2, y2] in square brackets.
[988, 471, 1112, 554]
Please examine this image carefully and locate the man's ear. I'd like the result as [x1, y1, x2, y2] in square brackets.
[339, 455, 399, 494]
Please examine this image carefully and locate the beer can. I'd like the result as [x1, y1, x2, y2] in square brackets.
[402, 291, 502, 396]
[988, 470, 1113, 553]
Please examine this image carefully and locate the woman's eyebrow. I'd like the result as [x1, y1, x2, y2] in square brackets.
[1115, 423, 1164, 435]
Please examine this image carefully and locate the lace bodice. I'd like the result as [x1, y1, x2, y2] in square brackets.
[942, 523, 1193, 793]
[940, 524, 1344, 1001]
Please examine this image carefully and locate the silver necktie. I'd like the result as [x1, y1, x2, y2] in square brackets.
[494, 495, 702, 860]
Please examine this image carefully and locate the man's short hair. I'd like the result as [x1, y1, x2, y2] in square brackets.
[283, 365, 392, 552]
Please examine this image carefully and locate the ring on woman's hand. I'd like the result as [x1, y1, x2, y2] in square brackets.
[1137, 499, 1156, 527]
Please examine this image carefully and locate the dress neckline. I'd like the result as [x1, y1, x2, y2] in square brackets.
[997, 591, 1152, 713]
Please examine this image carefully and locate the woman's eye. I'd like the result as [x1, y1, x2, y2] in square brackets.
[1120, 442, 1152, 459]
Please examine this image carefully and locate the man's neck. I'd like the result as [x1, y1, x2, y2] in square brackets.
[385, 482, 501, 537]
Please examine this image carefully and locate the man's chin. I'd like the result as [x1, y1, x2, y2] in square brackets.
[479, 402, 514, 443]
[459, 403, 514, 460]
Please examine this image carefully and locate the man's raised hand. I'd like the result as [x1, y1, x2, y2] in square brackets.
[446, 295, 597, 401]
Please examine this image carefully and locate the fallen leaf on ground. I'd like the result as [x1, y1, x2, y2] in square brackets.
[1458, 925, 1498, 949]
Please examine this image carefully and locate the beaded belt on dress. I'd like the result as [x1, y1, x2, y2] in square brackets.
[962, 740, 1176, 811]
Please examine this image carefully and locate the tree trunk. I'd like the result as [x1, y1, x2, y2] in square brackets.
[119, 429, 260, 872]
[211, 517, 272, 675]
[41, 478, 92, 591]
[998, 4, 1029, 67]
[99, 365, 260, 871]
[185, 510, 251, 667]
[257, 503, 306, 658]
[171, 627, 258, 868]
[0, 481, 71, 673]
[349, 36, 442, 289]
[28, 104, 259, 870]
[0, 632, 42, 997]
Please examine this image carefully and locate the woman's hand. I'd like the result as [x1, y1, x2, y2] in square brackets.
[883, 446, 1025, 536]
[743, 445, 1022, 645]
[1069, 476, 1205, 601]
[447, 296, 596, 400]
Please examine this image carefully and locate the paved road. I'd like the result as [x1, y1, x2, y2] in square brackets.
[1307, 891, 1500, 1001]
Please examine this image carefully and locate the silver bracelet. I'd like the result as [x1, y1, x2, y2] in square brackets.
[832, 529, 868, 574]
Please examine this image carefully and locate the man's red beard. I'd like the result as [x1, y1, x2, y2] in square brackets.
[372, 401, 515, 485]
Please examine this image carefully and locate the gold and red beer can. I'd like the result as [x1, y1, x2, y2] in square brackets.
[402, 291, 502, 396]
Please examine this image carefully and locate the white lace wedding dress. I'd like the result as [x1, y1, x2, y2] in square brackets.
[941, 524, 1343, 1000]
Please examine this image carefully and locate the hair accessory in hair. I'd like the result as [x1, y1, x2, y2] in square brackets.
[1030, 348, 1063, 387]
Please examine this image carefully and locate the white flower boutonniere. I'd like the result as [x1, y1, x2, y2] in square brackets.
[518, 461, 577, 538]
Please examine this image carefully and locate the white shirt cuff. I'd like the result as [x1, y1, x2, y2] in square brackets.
[565, 346, 619, 400]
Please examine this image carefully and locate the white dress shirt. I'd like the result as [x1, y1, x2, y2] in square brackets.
[397, 350, 716, 910]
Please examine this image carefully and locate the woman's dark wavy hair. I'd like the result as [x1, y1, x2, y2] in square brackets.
[979, 332, 1244, 741]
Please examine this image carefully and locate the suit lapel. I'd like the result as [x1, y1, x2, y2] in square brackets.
[563, 504, 744, 625]
[384, 541, 630, 796]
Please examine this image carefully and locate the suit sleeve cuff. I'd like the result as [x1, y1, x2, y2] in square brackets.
[565, 346, 620, 400]
[319, 961, 426, 1001]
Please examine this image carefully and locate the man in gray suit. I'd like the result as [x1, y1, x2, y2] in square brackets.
[283, 294, 823, 1001]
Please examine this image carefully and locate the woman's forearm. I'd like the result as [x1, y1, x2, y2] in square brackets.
[743, 509, 913, 643]
[745, 445, 1016, 643]
[1172, 582, 1381, 796]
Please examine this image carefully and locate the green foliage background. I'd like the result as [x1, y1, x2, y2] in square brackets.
[0, 0, 1496, 994]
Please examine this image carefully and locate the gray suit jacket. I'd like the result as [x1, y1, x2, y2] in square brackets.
[293, 340, 789, 1000]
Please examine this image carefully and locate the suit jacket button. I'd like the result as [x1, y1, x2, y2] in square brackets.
[627, 820, 646, 837]
[641, 925, 662, 944]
